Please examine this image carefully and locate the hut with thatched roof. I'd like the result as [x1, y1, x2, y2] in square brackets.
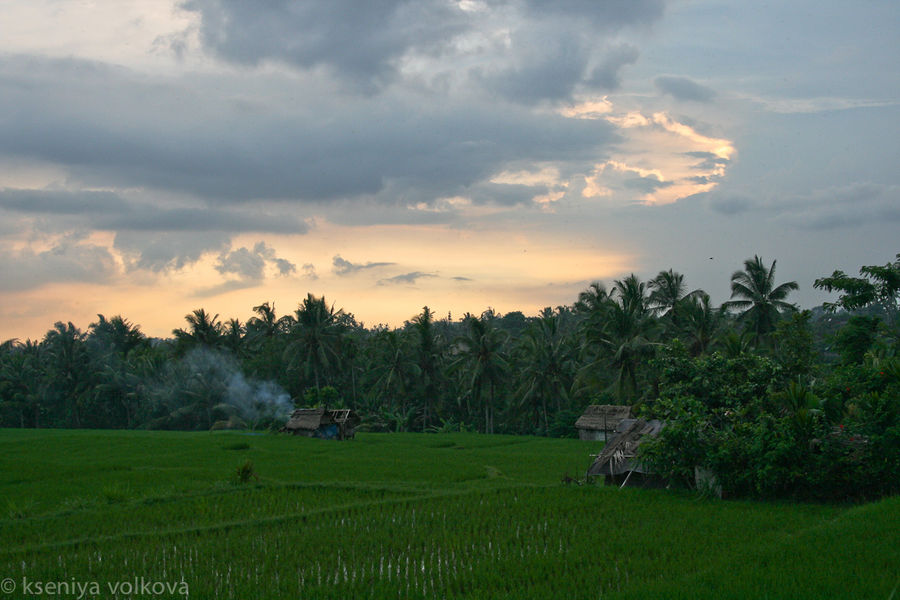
[575, 405, 633, 441]
[586, 418, 665, 486]
[282, 408, 360, 440]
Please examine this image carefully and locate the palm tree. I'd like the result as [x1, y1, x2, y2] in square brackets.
[88, 314, 146, 358]
[647, 269, 702, 327]
[223, 318, 245, 356]
[451, 313, 509, 434]
[411, 306, 442, 432]
[516, 307, 575, 433]
[677, 292, 722, 356]
[0, 340, 44, 427]
[42, 322, 92, 428]
[285, 294, 345, 395]
[247, 302, 293, 341]
[724, 256, 799, 345]
[372, 330, 420, 430]
[612, 274, 649, 317]
[173, 309, 223, 350]
[574, 281, 609, 314]
[577, 277, 658, 404]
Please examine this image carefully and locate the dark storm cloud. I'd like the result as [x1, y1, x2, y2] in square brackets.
[377, 271, 438, 286]
[0, 54, 617, 204]
[332, 255, 395, 276]
[655, 76, 717, 102]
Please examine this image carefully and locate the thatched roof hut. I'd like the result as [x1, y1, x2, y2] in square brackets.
[575, 405, 632, 441]
[586, 418, 665, 486]
[283, 408, 360, 440]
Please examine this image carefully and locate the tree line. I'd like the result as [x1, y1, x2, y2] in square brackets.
[1, 254, 898, 452]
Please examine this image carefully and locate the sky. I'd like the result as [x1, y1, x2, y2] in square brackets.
[0, 0, 898, 340]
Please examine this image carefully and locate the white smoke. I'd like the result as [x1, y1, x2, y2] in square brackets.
[224, 370, 294, 424]
[156, 347, 294, 427]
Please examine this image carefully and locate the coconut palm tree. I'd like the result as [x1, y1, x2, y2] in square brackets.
[613, 273, 649, 317]
[724, 256, 799, 346]
[173, 308, 224, 350]
[577, 277, 658, 404]
[648, 269, 702, 327]
[410, 306, 442, 432]
[677, 292, 722, 356]
[42, 322, 92, 428]
[574, 281, 609, 314]
[285, 294, 345, 395]
[451, 313, 509, 434]
[516, 308, 575, 433]
[88, 314, 146, 359]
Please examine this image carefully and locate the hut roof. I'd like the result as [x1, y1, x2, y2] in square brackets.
[575, 405, 633, 431]
[586, 418, 665, 477]
[285, 407, 326, 431]
[284, 407, 361, 431]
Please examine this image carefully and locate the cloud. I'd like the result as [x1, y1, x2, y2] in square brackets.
[0, 188, 122, 214]
[180, 0, 664, 99]
[301, 263, 318, 280]
[586, 44, 640, 90]
[0, 235, 118, 292]
[0, 188, 309, 234]
[377, 271, 438, 286]
[192, 279, 259, 299]
[332, 254, 395, 276]
[215, 241, 296, 280]
[684, 151, 730, 171]
[775, 183, 900, 230]
[0, 54, 617, 206]
[623, 175, 673, 193]
[708, 193, 756, 216]
[114, 231, 230, 272]
[520, 0, 665, 29]
[179, 0, 468, 91]
[655, 76, 717, 102]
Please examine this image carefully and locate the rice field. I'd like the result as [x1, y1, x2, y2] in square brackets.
[0, 429, 897, 599]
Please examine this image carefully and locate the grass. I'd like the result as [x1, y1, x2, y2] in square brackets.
[0, 428, 896, 599]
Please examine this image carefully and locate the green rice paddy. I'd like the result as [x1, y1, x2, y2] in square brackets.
[0, 429, 897, 599]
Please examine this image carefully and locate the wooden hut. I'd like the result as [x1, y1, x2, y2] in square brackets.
[282, 408, 360, 440]
[586, 418, 665, 486]
[575, 405, 633, 441]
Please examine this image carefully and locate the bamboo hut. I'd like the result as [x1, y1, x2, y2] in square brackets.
[586, 418, 665, 486]
[575, 405, 632, 441]
[282, 408, 360, 440]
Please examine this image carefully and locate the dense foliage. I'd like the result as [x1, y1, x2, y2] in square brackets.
[1, 254, 899, 500]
